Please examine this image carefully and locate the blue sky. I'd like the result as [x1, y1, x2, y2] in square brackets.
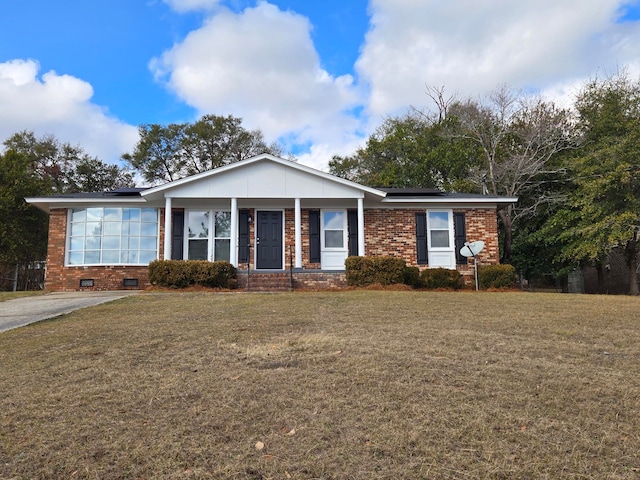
[1, 0, 639, 175]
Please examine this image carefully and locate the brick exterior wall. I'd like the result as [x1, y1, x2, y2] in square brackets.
[44, 206, 500, 291]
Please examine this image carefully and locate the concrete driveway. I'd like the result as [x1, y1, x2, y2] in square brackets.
[0, 291, 140, 333]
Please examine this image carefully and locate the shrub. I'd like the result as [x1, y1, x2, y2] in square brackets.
[420, 268, 462, 290]
[403, 266, 421, 288]
[148, 260, 237, 289]
[345, 256, 406, 286]
[478, 264, 517, 289]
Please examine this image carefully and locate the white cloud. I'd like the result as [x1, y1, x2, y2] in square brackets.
[151, 1, 361, 170]
[0, 59, 138, 165]
[357, 0, 640, 116]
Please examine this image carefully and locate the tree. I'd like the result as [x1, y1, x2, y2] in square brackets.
[552, 73, 640, 295]
[123, 114, 282, 185]
[4, 131, 134, 193]
[447, 86, 579, 263]
[1, 131, 134, 266]
[0, 150, 49, 263]
[329, 111, 477, 191]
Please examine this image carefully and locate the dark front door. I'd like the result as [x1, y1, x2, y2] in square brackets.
[256, 211, 283, 269]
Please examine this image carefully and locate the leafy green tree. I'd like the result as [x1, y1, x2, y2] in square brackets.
[0, 150, 49, 263]
[1, 131, 134, 266]
[329, 111, 478, 191]
[123, 114, 282, 185]
[4, 131, 134, 193]
[552, 73, 640, 294]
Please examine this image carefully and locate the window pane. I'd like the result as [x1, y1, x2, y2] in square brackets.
[188, 211, 209, 238]
[86, 222, 102, 237]
[103, 236, 120, 249]
[323, 211, 344, 230]
[104, 208, 122, 221]
[70, 223, 85, 236]
[140, 222, 157, 236]
[70, 237, 84, 250]
[68, 251, 83, 265]
[85, 251, 100, 264]
[215, 212, 231, 237]
[85, 236, 101, 250]
[139, 236, 157, 250]
[102, 250, 120, 264]
[126, 236, 139, 249]
[71, 209, 86, 222]
[103, 222, 121, 235]
[124, 221, 140, 236]
[325, 230, 344, 248]
[429, 211, 449, 229]
[188, 239, 208, 260]
[139, 250, 157, 264]
[86, 208, 103, 222]
[214, 239, 230, 262]
[431, 230, 450, 248]
[123, 208, 140, 221]
[141, 208, 157, 222]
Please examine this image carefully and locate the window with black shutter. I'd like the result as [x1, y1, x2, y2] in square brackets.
[171, 210, 184, 260]
[454, 212, 467, 265]
[309, 210, 321, 263]
[238, 209, 250, 264]
[415, 212, 428, 265]
[347, 210, 358, 257]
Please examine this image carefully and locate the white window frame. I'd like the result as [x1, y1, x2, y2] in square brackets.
[65, 207, 159, 266]
[427, 209, 456, 269]
[184, 209, 231, 261]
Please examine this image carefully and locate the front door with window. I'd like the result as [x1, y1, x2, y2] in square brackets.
[256, 211, 283, 269]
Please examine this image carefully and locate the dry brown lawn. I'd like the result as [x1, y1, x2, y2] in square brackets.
[1, 290, 639, 479]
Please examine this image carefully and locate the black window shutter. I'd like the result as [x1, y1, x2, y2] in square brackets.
[171, 210, 184, 260]
[238, 209, 250, 264]
[309, 210, 321, 263]
[454, 212, 467, 265]
[416, 212, 428, 265]
[347, 210, 359, 257]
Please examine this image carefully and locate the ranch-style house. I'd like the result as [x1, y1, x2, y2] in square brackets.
[26, 154, 517, 291]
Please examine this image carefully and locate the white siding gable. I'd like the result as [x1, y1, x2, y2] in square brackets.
[156, 158, 366, 199]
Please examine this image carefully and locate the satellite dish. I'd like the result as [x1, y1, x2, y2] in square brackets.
[460, 240, 485, 258]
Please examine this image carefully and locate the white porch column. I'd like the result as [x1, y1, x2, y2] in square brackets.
[163, 196, 172, 260]
[357, 197, 365, 256]
[294, 197, 302, 268]
[230, 197, 238, 266]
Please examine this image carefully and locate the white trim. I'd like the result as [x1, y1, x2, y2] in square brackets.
[164, 197, 172, 260]
[357, 198, 365, 256]
[255, 209, 285, 270]
[295, 198, 302, 268]
[230, 198, 238, 266]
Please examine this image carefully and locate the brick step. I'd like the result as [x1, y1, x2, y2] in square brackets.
[237, 273, 292, 292]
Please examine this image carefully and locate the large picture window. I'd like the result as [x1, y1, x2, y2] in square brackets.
[186, 210, 231, 261]
[68, 207, 159, 266]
